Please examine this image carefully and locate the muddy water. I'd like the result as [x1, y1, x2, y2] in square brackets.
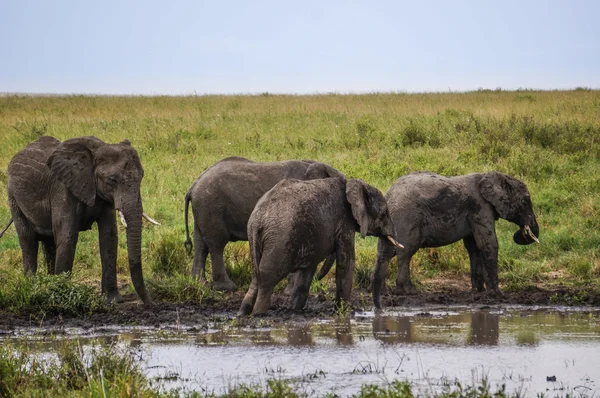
[5, 306, 600, 396]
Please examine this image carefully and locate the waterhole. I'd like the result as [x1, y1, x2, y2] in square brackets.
[3, 305, 599, 396]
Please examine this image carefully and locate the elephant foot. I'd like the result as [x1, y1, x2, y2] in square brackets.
[238, 302, 253, 316]
[391, 284, 418, 295]
[213, 279, 237, 292]
[485, 288, 504, 299]
[106, 291, 124, 304]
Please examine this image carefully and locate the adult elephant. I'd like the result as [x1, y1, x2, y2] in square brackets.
[3, 136, 156, 304]
[239, 177, 403, 316]
[184, 156, 344, 291]
[371, 171, 539, 309]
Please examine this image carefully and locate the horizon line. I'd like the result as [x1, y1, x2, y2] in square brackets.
[0, 87, 598, 98]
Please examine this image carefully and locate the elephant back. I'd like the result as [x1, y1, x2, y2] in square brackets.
[8, 136, 60, 189]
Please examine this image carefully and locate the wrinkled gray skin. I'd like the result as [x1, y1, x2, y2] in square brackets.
[371, 171, 539, 309]
[239, 177, 397, 316]
[5, 136, 151, 304]
[184, 156, 344, 291]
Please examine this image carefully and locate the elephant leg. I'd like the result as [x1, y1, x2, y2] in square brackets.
[41, 238, 56, 275]
[191, 223, 209, 281]
[482, 251, 500, 293]
[335, 235, 355, 307]
[290, 267, 316, 311]
[209, 245, 237, 291]
[10, 204, 39, 274]
[239, 277, 258, 315]
[253, 284, 275, 315]
[472, 227, 501, 295]
[463, 235, 484, 292]
[393, 247, 418, 295]
[252, 259, 287, 315]
[97, 206, 122, 303]
[283, 272, 301, 296]
[52, 210, 80, 275]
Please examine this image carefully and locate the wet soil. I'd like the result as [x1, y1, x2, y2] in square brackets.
[1, 280, 599, 332]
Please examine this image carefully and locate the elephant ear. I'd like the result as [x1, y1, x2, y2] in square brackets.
[479, 172, 513, 219]
[346, 179, 369, 238]
[47, 138, 102, 207]
[304, 162, 345, 179]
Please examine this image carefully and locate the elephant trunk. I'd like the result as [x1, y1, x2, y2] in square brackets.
[513, 216, 540, 245]
[119, 198, 151, 304]
[372, 269, 384, 310]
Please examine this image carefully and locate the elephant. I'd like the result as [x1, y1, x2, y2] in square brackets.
[372, 171, 539, 309]
[184, 156, 344, 291]
[2, 135, 156, 304]
[239, 177, 403, 316]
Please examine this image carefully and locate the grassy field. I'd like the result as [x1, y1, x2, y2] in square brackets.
[1, 90, 600, 313]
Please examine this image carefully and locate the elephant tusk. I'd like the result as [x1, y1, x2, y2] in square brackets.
[143, 212, 161, 226]
[524, 225, 540, 244]
[387, 235, 404, 248]
[118, 210, 127, 228]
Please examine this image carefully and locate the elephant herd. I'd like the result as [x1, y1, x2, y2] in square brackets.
[0, 136, 540, 316]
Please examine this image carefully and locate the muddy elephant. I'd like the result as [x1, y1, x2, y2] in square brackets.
[239, 177, 402, 316]
[372, 171, 539, 309]
[2, 136, 156, 304]
[184, 156, 344, 291]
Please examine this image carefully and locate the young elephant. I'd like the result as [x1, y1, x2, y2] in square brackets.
[3, 136, 156, 304]
[184, 156, 343, 291]
[239, 177, 402, 316]
[372, 171, 539, 309]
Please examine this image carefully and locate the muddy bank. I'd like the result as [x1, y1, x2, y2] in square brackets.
[1, 282, 599, 331]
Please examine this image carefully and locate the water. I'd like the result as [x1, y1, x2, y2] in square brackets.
[4, 305, 600, 396]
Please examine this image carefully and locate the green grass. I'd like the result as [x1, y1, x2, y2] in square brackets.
[0, 271, 107, 317]
[1, 91, 600, 310]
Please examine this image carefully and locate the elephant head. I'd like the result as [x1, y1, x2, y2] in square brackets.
[346, 179, 400, 245]
[479, 172, 539, 245]
[47, 136, 151, 303]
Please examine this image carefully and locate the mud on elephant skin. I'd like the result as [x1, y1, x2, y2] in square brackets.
[239, 177, 402, 316]
[184, 156, 344, 291]
[2, 136, 157, 304]
[372, 171, 539, 309]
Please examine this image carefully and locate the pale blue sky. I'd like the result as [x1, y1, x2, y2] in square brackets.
[1, 0, 598, 94]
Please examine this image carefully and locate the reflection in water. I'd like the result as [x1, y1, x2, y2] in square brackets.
[468, 311, 499, 346]
[515, 330, 539, 345]
[287, 325, 313, 346]
[3, 307, 598, 397]
[335, 319, 353, 346]
[372, 316, 412, 344]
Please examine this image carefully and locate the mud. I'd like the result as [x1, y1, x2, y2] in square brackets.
[1, 282, 599, 332]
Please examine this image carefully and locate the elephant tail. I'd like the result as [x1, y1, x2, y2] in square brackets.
[184, 190, 193, 255]
[0, 219, 13, 239]
[249, 229, 263, 282]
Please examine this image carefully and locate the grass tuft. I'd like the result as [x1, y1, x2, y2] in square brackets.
[0, 272, 107, 317]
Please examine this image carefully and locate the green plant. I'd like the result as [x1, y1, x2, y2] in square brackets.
[0, 272, 106, 316]
[149, 230, 188, 277]
[147, 274, 214, 303]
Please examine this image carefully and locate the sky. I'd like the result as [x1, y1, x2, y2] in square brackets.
[1, 0, 599, 95]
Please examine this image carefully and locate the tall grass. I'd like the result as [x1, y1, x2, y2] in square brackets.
[1, 91, 599, 305]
